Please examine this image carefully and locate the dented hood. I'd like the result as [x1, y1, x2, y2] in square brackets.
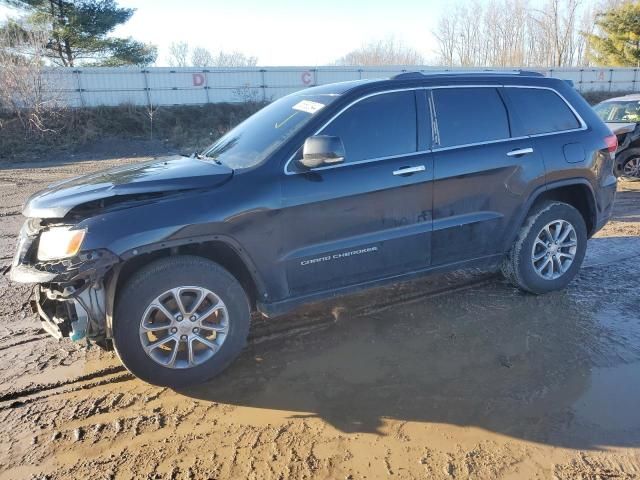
[23, 155, 233, 218]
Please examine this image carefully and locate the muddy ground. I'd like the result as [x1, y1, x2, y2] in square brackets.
[0, 155, 639, 479]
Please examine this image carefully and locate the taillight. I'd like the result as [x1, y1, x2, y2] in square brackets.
[604, 134, 618, 155]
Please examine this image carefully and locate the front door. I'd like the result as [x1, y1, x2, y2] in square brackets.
[279, 89, 434, 296]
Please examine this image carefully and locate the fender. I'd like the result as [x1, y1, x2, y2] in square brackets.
[118, 233, 269, 302]
[503, 177, 597, 252]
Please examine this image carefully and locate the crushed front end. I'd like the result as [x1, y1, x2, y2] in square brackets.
[10, 218, 119, 348]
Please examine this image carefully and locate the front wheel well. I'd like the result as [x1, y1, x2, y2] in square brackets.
[531, 184, 596, 236]
[627, 138, 640, 150]
[618, 147, 640, 162]
[115, 241, 260, 311]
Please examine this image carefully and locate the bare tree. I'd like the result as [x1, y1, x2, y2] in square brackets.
[166, 42, 257, 67]
[210, 51, 258, 68]
[432, 0, 595, 68]
[336, 37, 424, 66]
[530, 0, 582, 67]
[577, 4, 598, 65]
[167, 41, 189, 67]
[454, 2, 484, 67]
[0, 22, 63, 135]
[191, 46, 214, 67]
[433, 15, 458, 66]
[488, 0, 530, 66]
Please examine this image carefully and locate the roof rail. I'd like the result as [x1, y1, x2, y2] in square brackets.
[390, 70, 545, 80]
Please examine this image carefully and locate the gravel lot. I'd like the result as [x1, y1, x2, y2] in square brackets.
[0, 156, 639, 479]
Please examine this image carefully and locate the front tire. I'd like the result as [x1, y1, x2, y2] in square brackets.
[501, 202, 587, 294]
[113, 255, 251, 387]
[620, 152, 640, 181]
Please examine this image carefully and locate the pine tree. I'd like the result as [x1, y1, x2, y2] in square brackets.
[0, 0, 157, 66]
[587, 1, 640, 67]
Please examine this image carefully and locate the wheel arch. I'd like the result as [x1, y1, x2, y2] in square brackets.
[108, 236, 266, 328]
[532, 181, 597, 236]
[617, 146, 640, 166]
[506, 179, 598, 252]
[626, 134, 640, 149]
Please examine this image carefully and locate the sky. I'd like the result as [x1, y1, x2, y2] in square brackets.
[0, 0, 459, 65]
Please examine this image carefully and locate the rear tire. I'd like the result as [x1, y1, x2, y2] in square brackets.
[501, 202, 587, 294]
[113, 255, 250, 387]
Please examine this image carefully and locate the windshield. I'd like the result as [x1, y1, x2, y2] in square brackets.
[201, 93, 340, 169]
[594, 100, 640, 123]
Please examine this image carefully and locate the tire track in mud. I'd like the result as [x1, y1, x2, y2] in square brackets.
[0, 366, 132, 411]
[0, 334, 49, 351]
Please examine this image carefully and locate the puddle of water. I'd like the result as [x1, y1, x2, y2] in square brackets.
[584, 236, 640, 267]
[572, 362, 640, 431]
[183, 252, 640, 449]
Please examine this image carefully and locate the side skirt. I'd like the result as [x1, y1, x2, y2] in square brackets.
[257, 253, 504, 318]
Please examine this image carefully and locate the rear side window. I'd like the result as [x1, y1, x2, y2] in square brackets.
[433, 87, 510, 148]
[321, 90, 417, 163]
[506, 88, 581, 135]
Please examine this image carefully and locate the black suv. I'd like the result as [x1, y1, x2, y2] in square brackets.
[11, 71, 618, 386]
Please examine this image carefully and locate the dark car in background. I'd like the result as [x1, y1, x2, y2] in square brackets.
[11, 71, 618, 386]
[594, 93, 640, 179]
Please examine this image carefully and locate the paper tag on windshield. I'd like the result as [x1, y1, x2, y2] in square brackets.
[292, 100, 325, 114]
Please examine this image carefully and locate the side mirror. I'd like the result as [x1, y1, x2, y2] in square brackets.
[299, 135, 345, 169]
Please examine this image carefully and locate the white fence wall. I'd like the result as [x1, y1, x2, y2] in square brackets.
[43, 66, 640, 107]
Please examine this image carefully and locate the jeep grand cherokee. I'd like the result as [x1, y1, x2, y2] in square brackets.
[10, 71, 618, 386]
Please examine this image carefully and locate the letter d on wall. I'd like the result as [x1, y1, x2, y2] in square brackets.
[193, 73, 205, 87]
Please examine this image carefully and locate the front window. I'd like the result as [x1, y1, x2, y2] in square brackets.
[201, 93, 340, 169]
[594, 100, 640, 123]
[320, 90, 417, 163]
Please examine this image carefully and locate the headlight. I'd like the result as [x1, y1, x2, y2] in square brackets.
[37, 227, 86, 261]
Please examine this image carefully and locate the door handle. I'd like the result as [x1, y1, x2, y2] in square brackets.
[393, 165, 426, 176]
[507, 147, 534, 157]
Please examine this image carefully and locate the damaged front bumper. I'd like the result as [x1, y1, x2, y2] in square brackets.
[33, 284, 106, 342]
[10, 224, 120, 347]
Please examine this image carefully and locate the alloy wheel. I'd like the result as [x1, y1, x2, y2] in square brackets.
[531, 219, 578, 280]
[139, 286, 229, 369]
[622, 157, 640, 178]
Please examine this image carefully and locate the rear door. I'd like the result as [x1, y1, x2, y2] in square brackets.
[500, 86, 587, 185]
[430, 86, 546, 266]
[279, 89, 434, 296]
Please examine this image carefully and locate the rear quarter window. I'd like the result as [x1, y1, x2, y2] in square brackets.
[505, 88, 581, 136]
[432, 87, 510, 148]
